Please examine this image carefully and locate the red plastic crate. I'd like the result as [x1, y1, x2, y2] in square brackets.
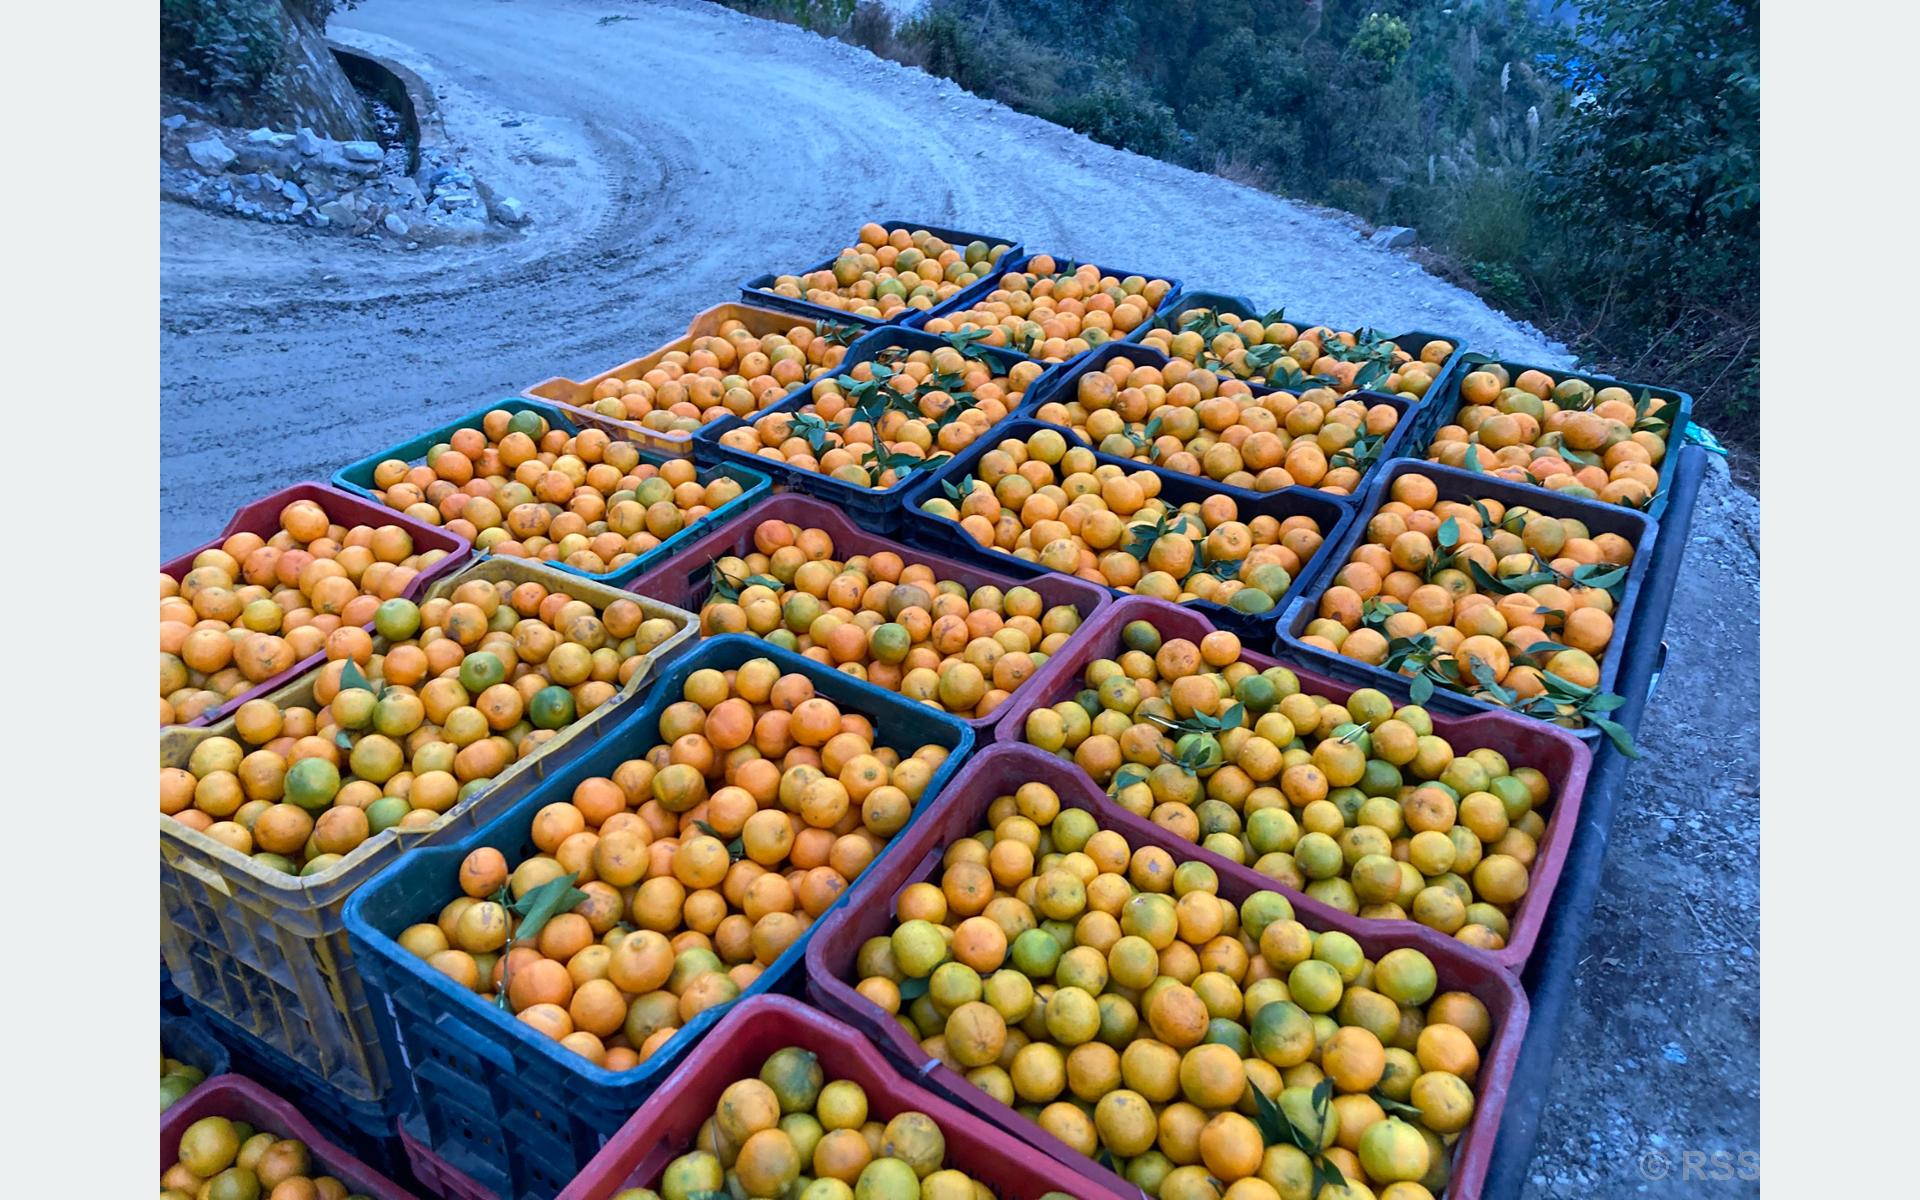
[989, 595, 1591, 974]
[807, 742, 1529, 1200]
[159, 1074, 417, 1200]
[622, 493, 1113, 733]
[162, 481, 470, 727]
[554, 995, 1127, 1200]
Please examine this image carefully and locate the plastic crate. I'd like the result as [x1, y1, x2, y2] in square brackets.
[807, 740, 1531, 1200]
[1133, 288, 1470, 446]
[1276, 458, 1658, 747]
[520, 302, 867, 455]
[208, 1008, 412, 1182]
[901, 417, 1356, 641]
[909, 251, 1186, 360]
[621, 492, 1113, 734]
[740, 220, 1024, 328]
[554, 996, 1124, 1200]
[1015, 340, 1420, 507]
[1481, 446, 1708, 1198]
[161, 1009, 231, 1084]
[694, 326, 1037, 536]
[399, 1113, 498, 1200]
[164, 481, 471, 728]
[1419, 353, 1697, 522]
[330, 397, 772, 587]
[160, 1074, 418, 1200]
[990, 594, 1590, 973]
[342, 635, 976, 1200]
[160, 558, 695, 1104]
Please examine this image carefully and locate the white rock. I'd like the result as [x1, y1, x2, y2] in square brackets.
[1369, 226, 1418, 250]
[342, 140, 384, 163]
[186, 138, 237, 172]
[494, 197, 529, 225]
[296, 127, 326, 156]
[383, 213, 409, 236]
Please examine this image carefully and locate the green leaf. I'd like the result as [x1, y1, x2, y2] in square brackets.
[898, 976, 930, 1002]
[1591, 713, 1640, 758]
[333, 731, 354, 751]
[1436, 516, 1460, 551]
[1572, 563, 1629, 594]
[508, 872, 588, 944]
[1249, 1081, 1290, 1146]
[1410, 672, 1434, 704]
[1463, 444, 1484, 474]
[1313, 1154, 1351, 1197]
[1373, 1092, 1427, 1121]
[339, 659, 375, 693]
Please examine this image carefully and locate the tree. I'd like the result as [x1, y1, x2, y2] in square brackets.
[162, 0, 374, 140]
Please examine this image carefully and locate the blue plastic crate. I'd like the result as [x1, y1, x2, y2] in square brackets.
[1274, 457, 1658, 748]
[343, 635, 975, 1200]
[900, 417, 1355, 643]
[330, 397, 772, 587]
[1131, 288, 1469, 446]
[1014, 340, 1419, 506]
[1417, 353, 1697, 523]
[193, 1000, 411, 1182]
[740, 220, 1023, 328]
[694, 326, 1038, 536]
[908, 252, 1186, 363]
[161, 1009, 231, 1083]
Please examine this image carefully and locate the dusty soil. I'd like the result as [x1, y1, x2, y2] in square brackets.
[160, 2, 1759, 1194]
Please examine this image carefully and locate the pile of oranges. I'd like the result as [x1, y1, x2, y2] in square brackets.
[714, 342, 1040, 491]
[1136, 304, 1451, 401]
[1023, 622, 1553, 946]
[915, 256, 1177, 363]
[164, 1115, 365, 1200]
[644, 1049, 1070, 1200]
[920, 430, 1322, 615]
[162, 576, 677, 877]
[398, 658, 950, 1068]
[367, 407, 746, 576]
[850, 779, 1487, 1199]
[1029, 353, 1403, 496]
[161, 498, 456, 724]
[755, 224, 1012, 322]
[697, 519, 1087, 720]
[1426, 363, 1672, 508]
[569, 316, 855, 437]
[1299, 470, 1635, 710]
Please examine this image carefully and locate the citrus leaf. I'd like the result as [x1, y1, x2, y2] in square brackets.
[339, 659, 376, 693]
[509, 872, 588, 943]
[1591, 713, 1640, 758]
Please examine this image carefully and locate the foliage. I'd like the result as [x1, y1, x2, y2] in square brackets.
[161, 0, 365, 130]
[161, 0, 282, 115]
[1348, 12, 1413, 75]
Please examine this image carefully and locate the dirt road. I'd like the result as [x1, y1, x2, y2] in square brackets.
[160, 1, 1759, 1193]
